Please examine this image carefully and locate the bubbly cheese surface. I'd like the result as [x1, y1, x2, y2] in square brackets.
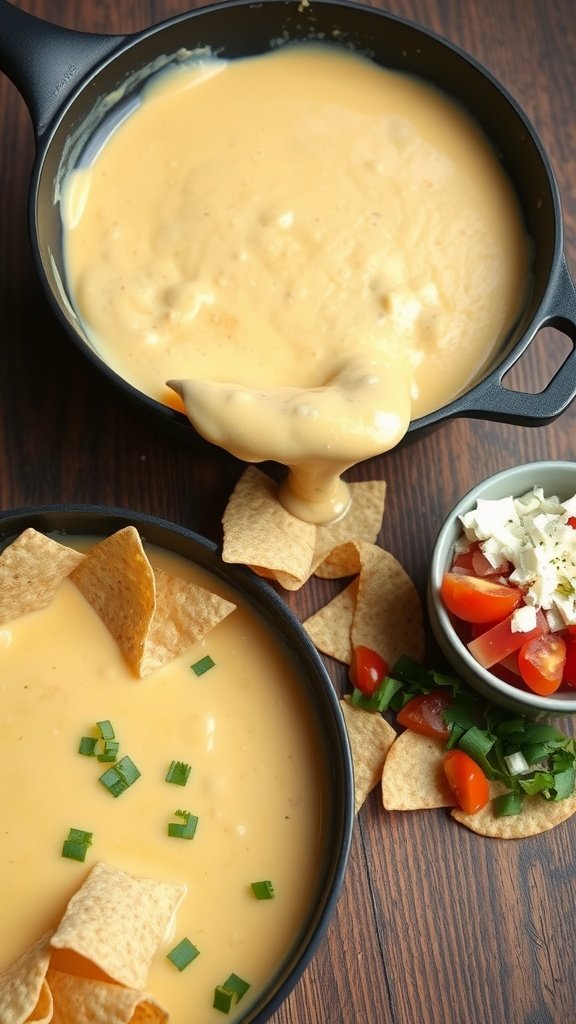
[1, 542, 326, 1021]
[62, 44, 531, 521]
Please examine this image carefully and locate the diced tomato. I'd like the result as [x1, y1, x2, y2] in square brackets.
[469, 619, 504, 639]
[451, 543, 480, 575]
[518, 633, 567, 696]
[440, 572, 522, 624]
[497, 650, 521, 675]
[349, 645, 388, 697]
[562, 635, 576, 689]
[471, 549, 506, 578]
[568, 517, 576, 529]
[443, 749, 490, 814]
[467, 609, 549, 669]
[396, 690, 453, 740]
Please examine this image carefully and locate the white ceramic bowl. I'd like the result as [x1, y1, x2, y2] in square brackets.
[428, 461, 576, 718]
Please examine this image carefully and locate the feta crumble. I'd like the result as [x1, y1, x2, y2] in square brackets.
[457, 486, 576, 631]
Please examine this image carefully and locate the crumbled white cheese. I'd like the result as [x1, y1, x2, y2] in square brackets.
[457, 486, 576, 631]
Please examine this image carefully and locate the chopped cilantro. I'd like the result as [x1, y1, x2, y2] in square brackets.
[364, 656, 576, 817]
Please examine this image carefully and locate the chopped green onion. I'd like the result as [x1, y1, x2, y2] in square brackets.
[79, 721, 119, 759]
[165, 760, 192, 786]
[78, 736, 98, 757]
[222, 974, 250, 1001]
[493, 791, 524, 817]
[62, 827, 93, 862]
[167, 937, 200, 970]
[98, 755, 141, 797]
[191, 655, 215, 677]
[168, 809, 198, 839]
[350, 675, 403, 712]
[504, 751, 530, 776]
[251, 880, 275, 900]
[213, 974, 251, 1014]
[97, 739, 120, 763]
[213, 987, 234, 1014]
[456, 725, 496, 776]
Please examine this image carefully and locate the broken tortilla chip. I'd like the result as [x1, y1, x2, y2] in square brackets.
[50, 861, 186, 991]
[69, 527, 156, 676]
[0, 931, 53, 1024]
[350, 543, 424, 666]
[340, 697, 396, 812]
[139, 567, 236, 678]
[304, 541, 424, 667]
[452, 784, 576, 838]
[222, 466, 316, 590]
[312, 480, 387, 576]
[382, 731, 455, 810]
[70, 528, 235, 677]
[0, 529, 83, 625]
[312, 540, 424, 666]
[47, 969, 168, 1024]
[222, 468, 387, 590]
[303, 579, 358, 663]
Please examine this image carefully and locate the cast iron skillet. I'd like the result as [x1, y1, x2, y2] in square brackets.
[0, 502, 355, 1024]
[1, 0, 576, 448]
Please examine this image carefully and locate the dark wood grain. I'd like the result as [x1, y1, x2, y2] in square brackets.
[1, 2, 575, 1022]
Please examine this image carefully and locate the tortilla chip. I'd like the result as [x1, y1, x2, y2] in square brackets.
[340, 698, 396, 812]
[0, 931, 53, 1024]
[70, 528, 234, 677]
[140, 567, 236, 678]
[222, 466, 316, 590]
[382, 731, 455, 810]
[222, 469, 387, 590]
[50, 862, 186, 991]
[312, 480, 386, 576]
[304, 540, 423, 667]
[70, 527, 156, 676]
[303, 579, 358, 663]
[47, 969, 168, 1024]
[452, 784, 576, 838]
[0, 529, 84, 625]
[351, 543, 424, 665]
[311, 538, 362, 580]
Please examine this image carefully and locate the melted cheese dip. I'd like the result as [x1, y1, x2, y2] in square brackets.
[1, 540, 327, 1022]
[62, 44, 530, 520]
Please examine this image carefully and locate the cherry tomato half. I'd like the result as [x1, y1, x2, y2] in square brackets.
[349, 645, 388, 697]
[467, 609, 549, 669]
[440, 572, 522, 624]
[518, 633, 567, 696]
[443, 749, 490, 815]
[562, 635, 576, 689]
[396, 690, 453, 740]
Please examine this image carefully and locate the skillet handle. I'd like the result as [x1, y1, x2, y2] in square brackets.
[0, 0, 125, 137]
[458, 255, 576, 426]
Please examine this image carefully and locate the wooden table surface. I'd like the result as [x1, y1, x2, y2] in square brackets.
[1, 1, 575, 1022]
